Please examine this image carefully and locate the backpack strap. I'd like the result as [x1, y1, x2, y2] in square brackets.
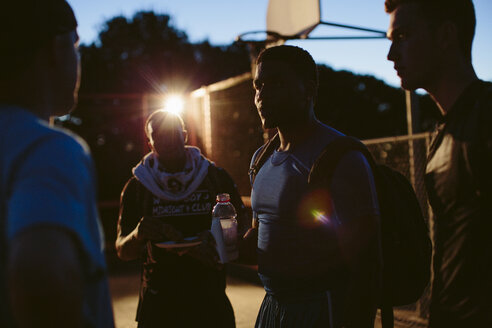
[308, 136, 374, 187]
[308, 136, 394, 326]
[248, 133, 280, 185]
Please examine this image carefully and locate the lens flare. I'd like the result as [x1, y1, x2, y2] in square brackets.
[163, 95, 185, 115]
[297, 189, 334, 228]
[311, 209, 331, 225]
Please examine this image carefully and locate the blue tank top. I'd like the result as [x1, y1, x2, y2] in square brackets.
[251, 123, 378, 296]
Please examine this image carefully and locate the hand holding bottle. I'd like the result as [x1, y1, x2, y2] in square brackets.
[210, 193, 238, 263]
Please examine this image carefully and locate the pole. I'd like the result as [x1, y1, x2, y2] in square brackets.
[406, 90, 428, 210]
[141, 93, 149, 156]
[406, 90, 419, 186]
[406, 89, 429, 319]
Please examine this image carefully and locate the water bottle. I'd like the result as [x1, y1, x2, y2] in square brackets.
[210, 193, 238, 263]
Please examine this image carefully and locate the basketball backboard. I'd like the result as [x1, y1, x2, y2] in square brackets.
[267, 0, 320, 38]
[235, 0, 385, 44]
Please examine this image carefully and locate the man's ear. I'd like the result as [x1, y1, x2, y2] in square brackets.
[305, 80, 317, 103]
[36, 37, 58, 68]
[436, 20, 459, 53]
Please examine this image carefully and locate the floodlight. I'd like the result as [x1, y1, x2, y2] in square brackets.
[163, 95, 185, 115]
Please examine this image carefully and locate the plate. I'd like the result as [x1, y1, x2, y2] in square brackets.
[154, 237, 202, 249]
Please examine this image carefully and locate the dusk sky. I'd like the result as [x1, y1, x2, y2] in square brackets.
[69, 0, 492, 89]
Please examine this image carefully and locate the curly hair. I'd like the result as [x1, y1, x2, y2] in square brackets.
[256, 45, 319, 89]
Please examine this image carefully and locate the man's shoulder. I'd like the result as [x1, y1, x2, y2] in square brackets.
[312, 123, 345, 149]
[250, 124, 345, 170]
[122, 176, 148, 198]
[312, 135, 372, 184]
[298, 123, 345, 167]
[40, 128, 90, 161]
[3, 106, 88, 154]
[37, 121, 90, 158]
[207, 164, 233, 183]
[1, 107, 91, 175]
[316, 122, 345, 139]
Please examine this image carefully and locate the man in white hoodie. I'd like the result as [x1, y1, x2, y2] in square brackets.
[116, 110, 245, 328]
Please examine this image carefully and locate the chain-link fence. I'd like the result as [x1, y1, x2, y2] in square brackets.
[364, 132, 433, 327]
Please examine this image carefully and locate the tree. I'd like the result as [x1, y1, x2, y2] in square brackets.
[66, 11, 251, 202]
[79, 11, 250, 94]
[65, 10, 440, 203]
[315, 65, 440, 139]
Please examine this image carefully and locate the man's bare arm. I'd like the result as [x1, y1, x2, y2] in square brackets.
[8, 226, 84, 328]
[115, 216, 183, 261]
[330, 151, 382, 327]
[115, 217, 148, 261]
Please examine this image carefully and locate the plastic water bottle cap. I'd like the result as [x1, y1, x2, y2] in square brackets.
[216, 193, 230, 203]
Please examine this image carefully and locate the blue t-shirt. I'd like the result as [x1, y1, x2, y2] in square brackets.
[0, 106, 114, 327]
[251, 123, 379, 296]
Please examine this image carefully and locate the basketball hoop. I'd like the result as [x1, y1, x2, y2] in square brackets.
[235, 0, 386, 47]
[234, 31, 284, 47]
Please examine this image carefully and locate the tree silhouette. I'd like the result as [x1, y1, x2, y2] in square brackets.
[79, 11, 250, 94]
[56, 11, 443, 256]
[62, 10, 440, 204]
[315, 65, 440, 139]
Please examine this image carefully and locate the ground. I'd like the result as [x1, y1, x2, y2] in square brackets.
[109, 264, 264, 328]
[108, 264, 424, 327]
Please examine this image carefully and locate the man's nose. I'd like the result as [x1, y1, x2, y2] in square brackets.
[255, 88, 265, 103]
[387, 42, 397, 62]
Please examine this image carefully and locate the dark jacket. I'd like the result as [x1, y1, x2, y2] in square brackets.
[425, 80, 492, 326]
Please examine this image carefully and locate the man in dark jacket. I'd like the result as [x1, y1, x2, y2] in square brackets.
[386, 0, 492, 326]
[116, 110, 245, 328]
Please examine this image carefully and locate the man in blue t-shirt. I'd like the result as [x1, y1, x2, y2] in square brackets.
[0, 1, 114, 327]
[247, 45, 381, 327]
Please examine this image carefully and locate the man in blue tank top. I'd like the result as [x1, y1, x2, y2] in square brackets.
[248, 45, 381, 327]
